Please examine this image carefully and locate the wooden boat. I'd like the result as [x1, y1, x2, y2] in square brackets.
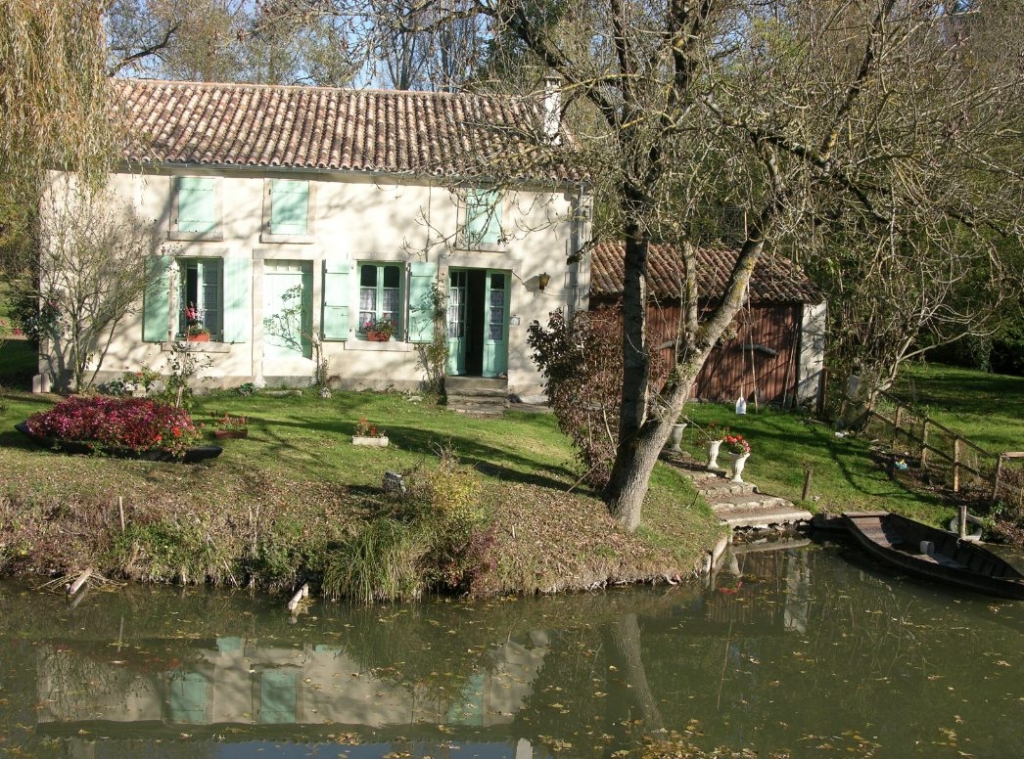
[842, 511, 1024, 600]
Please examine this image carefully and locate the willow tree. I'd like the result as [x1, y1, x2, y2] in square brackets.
[0, 1, 115, 193]
[1, 0, 119, 292]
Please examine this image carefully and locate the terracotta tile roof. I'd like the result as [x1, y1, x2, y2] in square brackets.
[590, 242, 823, 304]
[115, 79, 579, 182]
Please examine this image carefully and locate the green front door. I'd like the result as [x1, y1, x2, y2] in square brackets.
[263, 261, 313, 359]
[482, 270, 510, 378]
[446, 268, 509, 377]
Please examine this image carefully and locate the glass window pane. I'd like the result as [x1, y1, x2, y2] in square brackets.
[383, 265, 401, 288]
[360, 265, 377, 287]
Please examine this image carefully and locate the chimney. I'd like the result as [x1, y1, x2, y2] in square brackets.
[543, 72, 562, 145]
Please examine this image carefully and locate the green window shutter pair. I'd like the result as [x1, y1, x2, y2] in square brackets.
[142, 255, 250, 343]
[176, 177, 217, 233]
[322, 261, 437, 343]
[270, 180, 309, 235]
[466, 189, 501, 245]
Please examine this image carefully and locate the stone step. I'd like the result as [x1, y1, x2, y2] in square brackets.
[716, 505, 813, 529]
[445, 376, 508, 393]
[710, 494, 793, 513]
[694, 479, 759, 497]
[446, 395, 509, 416]
[446, 388, 508, 400]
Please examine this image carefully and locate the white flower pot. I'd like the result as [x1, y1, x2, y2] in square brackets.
[667, 422, 687, 452]
[726, 452, 750, 483]
[352, 435, 389, 447]
[705, 440, 723, 469]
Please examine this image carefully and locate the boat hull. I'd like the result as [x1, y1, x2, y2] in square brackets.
[843, 511, 1024, 600]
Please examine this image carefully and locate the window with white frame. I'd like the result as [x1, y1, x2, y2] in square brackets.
[171, 176, 222, 240]
[358, 263, 402, 337]
[463, 188, 502, 247]
[177, 259, 223, 339]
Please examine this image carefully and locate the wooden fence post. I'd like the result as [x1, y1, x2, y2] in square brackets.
[892, 405, 903, 450]
[920, 419, 930, 468]
[953, 438, 962, 493]
[992, 454, 1004, 501]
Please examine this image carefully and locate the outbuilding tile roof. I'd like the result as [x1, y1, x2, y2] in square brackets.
[590, 242, 823, 304]
[116, 79, 578, 182]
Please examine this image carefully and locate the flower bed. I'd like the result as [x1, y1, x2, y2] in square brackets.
[18, 396, 220, 462]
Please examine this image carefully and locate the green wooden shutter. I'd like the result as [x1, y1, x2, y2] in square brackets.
[222, 255, 251, 343]
[177, 177, 217, 233]
[270, 180, 309, 235]
[466, 189, 500, 245]
[407, 261, 438, 343]
[322, 260, 350, 340]
[143, 255, 171, 342]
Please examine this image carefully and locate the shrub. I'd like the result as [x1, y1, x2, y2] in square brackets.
[25, 395, 204, 457]
[528, 308, 667, 488]
[321, 518, 427, 603]
[323, 445, 493, 601]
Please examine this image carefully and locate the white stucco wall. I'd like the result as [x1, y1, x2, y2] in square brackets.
[39, 168, 587, 395]
[797, 301, 827, 407]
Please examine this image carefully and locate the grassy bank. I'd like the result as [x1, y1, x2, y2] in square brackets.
[2, 359, 1016, 600]
[0, 388, 725, 596]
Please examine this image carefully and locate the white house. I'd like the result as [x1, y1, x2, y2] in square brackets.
[37, 79, 590, 395]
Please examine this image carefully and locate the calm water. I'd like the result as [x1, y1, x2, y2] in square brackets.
[2, 539, 1024, 758]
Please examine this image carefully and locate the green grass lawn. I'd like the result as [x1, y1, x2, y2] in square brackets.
[0, 385, 724, 594]
[2, 351, 1020, 595]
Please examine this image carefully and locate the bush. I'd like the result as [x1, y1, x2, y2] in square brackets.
[25, 395, 204, 457]
[321, 518, 427, 603]
[528, 308, 667, 487]
[323, 445, 493, 602]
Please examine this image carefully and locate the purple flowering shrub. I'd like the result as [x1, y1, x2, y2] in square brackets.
[25, 396, 204, 457]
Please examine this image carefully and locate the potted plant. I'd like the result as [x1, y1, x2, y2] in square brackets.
[352, 417, 388, 447]
[696, 422, 728, 470]
[184, 303, 210, 342]
[722, 433, 751, 483]
[363, 316, 395, 342]
[212, 413, 248, 439]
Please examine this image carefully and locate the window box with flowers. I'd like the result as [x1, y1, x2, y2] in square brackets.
[362, 316, 395, 342]
[352, 418, 388, 447]
[183, 304, 211, 342]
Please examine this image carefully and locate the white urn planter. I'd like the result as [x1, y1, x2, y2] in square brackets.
[352, 435, 389, 447]
[705, 440, 723, 470]
[726, 452, 750, 483]
[667, 423, 687, 452]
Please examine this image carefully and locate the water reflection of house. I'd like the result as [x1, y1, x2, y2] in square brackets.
[37, 633, 549, 730]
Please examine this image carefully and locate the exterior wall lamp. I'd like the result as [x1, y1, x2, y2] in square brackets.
[538, 272, 551, 291]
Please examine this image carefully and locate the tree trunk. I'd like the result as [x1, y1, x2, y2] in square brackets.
[608, 613, 663, 730]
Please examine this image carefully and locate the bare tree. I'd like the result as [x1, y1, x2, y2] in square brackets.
[37, 184, 160, 392]
[367, 0, 1021, 530]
